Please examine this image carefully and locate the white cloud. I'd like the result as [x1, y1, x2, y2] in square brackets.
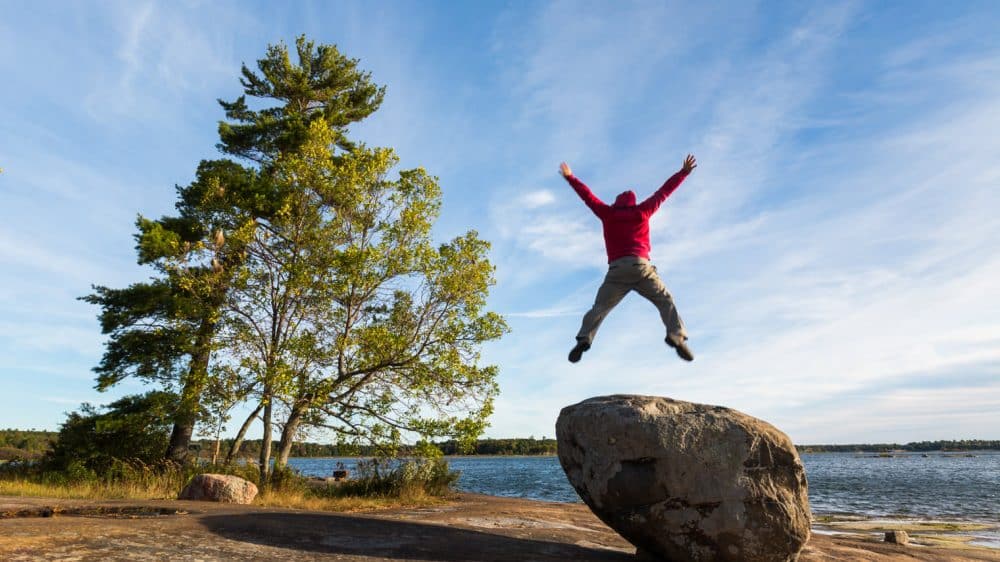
[505, 304, 582, 319]
[519, 190, 556, 209]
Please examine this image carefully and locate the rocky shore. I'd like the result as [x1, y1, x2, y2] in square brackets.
[1, 493, 997, 561]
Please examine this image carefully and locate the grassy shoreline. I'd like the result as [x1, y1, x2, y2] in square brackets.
[0, 477, 446, 512]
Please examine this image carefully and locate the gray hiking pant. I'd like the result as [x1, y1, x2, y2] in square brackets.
[576, 256, 687, 345]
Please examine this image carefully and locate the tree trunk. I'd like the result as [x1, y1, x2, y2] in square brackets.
[259, 391, 273, 487]
[211, 419, 223, 464]
[225, 401, 263, 464]
[166, 422, 195, 465]
[275, 401, 309, 470]
[165, 313, 217, 464]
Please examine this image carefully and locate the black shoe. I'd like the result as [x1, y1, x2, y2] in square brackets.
[666, 337, 694, 362]
[568, 341, 591, 363]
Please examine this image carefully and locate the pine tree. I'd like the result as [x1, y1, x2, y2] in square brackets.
[85, 160, 263, 463]
[85, 36, 505, 480]
[85, 36, 384, 465]
[216, 35, 384, 163]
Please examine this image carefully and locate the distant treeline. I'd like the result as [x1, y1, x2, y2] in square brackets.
[197, 438, 1000, 458]
[209, 438, 998, 458]
[796, 440, 1000, 453]
[1, 432, 559, 462]
[0, 429, 57, 460]
[436, 438, 558, 456]
[4, 430, 996, 461]
[190, 437, 559, 459]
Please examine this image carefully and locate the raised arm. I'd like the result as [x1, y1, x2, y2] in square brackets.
[638, 154, 696, 217]
[560, 162, 609, 217]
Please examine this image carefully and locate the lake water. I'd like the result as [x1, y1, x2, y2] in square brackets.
[289, 451, 1000, 522]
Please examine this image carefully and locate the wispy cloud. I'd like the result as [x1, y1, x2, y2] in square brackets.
[519, 190, 556, 209]
[0, 228, 110, 283]
[480, 3, 1000, 442]
[83, 1, 248, 125]
[505, 304, 583, 319]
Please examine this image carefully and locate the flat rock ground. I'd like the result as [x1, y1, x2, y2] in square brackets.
[1, 494, 997, 561]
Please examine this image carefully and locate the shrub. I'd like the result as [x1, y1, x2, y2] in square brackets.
[327, 457, 459, 498]
[265, 463, 308, 494]
[0, 446, 40, 462]
[44, 391, 177, 475]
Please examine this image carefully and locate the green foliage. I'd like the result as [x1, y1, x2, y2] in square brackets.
[217, 35, 385, 162]
[195, 437, 558, 459]
[437, 437, 558, 456]
[221, 118, 507, 476]
[0, 446, 39, 461]
[84, 36, 392, 470]
[83, 143, 271, 463]
[82, 280, 197, 390]
[1, 449, 262, 499]
[322, 457, 459, 498]
[265, 463, 307, 494]
[44, 392, 178, 474]
[0, 429, 56, 459]
[81, 35, 504, 476]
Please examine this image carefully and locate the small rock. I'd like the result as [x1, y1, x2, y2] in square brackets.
[884, 530, 909, 545]
[179, 474, 258, 504]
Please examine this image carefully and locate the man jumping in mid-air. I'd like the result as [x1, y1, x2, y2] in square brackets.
[561, 155, 697, 363]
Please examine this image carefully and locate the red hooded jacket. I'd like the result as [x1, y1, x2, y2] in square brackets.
[564, 169, 689, 263]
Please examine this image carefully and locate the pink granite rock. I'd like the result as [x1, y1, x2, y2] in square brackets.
[179, 474, 258, 504]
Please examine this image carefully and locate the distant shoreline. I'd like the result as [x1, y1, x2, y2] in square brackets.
[282, 450, 999, 460]
[4, 429, 999, 461]
[287, 454, 559, 459]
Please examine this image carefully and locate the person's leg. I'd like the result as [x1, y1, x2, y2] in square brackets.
[575, 267, 632, 346]
[635, 263, 693, 361]
[635, 264, 686, 339]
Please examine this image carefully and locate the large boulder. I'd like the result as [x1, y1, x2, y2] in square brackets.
[179, 473, 258, 504]
[556, 395, 810, 562]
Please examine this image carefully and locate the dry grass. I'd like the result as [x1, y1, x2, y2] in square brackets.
[0, 457, 458, 513]
[0, 477, 449, 513]
[0, 478, 179, 501]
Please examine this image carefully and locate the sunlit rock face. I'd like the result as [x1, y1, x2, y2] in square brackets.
[179, 474, 258, 504]
[556, 395, 810, 562]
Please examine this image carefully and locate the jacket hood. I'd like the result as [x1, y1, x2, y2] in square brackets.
[613, 190, 636, 207]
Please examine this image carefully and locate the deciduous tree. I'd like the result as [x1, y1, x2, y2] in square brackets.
[223, 121, 507, 481]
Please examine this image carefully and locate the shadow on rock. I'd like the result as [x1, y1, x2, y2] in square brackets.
[199, 511, 634, 561]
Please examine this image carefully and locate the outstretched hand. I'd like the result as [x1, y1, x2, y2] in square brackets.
[682, 154, 697, 173]
[559, 162, 572, 178]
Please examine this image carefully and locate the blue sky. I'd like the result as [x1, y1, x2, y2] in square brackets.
[2, 1, 998, 444]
